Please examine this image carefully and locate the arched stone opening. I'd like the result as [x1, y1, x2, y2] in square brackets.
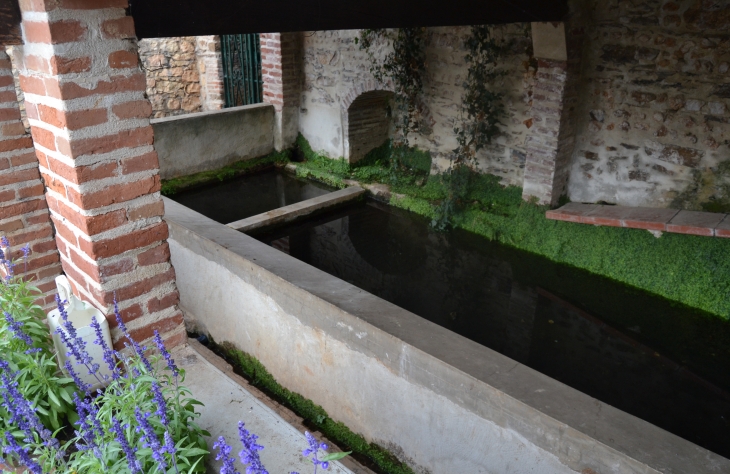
[346, 90, 394, 164]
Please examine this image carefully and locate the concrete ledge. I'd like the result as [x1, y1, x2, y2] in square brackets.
[152, 104, 275, 179]
[227, 186, 366, 233]
[164, 197, 729, 474]
[547, 202, 730, 237]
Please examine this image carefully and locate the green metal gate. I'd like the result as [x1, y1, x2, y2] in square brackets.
[221, 34, 263, 107]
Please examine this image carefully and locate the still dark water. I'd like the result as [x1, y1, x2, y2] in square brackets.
[169, 170, 333, 224]
[252, 201, 730, 458]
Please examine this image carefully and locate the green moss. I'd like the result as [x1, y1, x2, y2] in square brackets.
[294, 135, 431, 189]
[160, 150, 292, 196]
[216, 343, 415, 474]
[293, 134, 730, 320]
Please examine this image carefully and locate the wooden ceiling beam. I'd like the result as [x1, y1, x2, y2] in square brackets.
[129, 0, 568, 39]
[0, 0, 22, 45]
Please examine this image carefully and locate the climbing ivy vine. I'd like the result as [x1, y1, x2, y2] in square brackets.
[433, 25, 510, 229]
[358, 26, 514, 229]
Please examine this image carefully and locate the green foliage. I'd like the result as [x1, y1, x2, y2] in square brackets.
[161, 150, 292, 196]
[218, 342, 415, 474]
[0, 273, 77, 436]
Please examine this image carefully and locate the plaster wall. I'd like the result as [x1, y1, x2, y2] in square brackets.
[164, 198, 729, 474]
[151, 104, 274, 179]
[299, 27, 534, 186]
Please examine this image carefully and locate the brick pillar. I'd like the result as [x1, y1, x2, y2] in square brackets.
[0, 48, 61, 309]
[261, 32, 301, 150]
[17, 0, 185, 348]
[522, 22, 580, 206]
[195, 36, 223, 111]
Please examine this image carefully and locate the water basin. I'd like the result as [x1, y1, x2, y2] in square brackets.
[168, 169, 334, 225]
[252, 200, 730, 458]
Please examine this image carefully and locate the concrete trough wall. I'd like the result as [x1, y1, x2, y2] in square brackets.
[164, 197, 728, 474]
[152, 104, 275, 179]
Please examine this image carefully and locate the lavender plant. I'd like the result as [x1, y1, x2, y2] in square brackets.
[0, 240, 77, 447]
[213, 425, 350, 474]
[0, 276, 209, 472]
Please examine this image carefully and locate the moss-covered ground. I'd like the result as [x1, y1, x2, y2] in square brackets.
[214, 342, 414, 474]
[294, 135, 730, 320]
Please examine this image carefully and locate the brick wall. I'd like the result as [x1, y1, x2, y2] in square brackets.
[17, 0, 185, 347]
[0, 49, 61, 309]
[195, 35, 224, 111]
[261, 32, 302, 150]
[347, 90, 393, 163]
[567, 0, 730, 209]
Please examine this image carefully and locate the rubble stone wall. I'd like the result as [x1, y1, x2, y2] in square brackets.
[567, 0, 730, 209]
[139, 37, 202, 118]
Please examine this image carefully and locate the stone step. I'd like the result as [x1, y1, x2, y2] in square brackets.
[546, 203, 730, 237]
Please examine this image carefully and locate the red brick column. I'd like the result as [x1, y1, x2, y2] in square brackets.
[261, 32, 301, 150]
[522, 22, 581, 206]
[17, 0, 185, 347]
[522, 59, 575, 205]
[0, 48, 61, 309]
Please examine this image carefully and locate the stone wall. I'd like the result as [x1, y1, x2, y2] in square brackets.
[299, 26, 534, 186]
[567, 0, 730, 209]
[139, 37, 203, 118]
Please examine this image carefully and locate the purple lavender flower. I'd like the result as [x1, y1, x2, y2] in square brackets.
[90, 316, 120, 380]
[302, 432, 330, 472]
[134, 407, 167, 473]
[213, 436, 241, 474]
[3, 432, 42, 474]
[113, 298, 153, 373]
[0, 358, 51, 445]
[163, 430, 176, 456]
[150, 381, 169, 426]
[110, 417, 142, 474]
[237, 422, 268, 474]
[3, 312, 34, 348]
[20, 244, 29, 273]
[65, 360, 91, 394]
[55, 295, 100, 379]
[153, 330, 179, 377]
[1, 236, 9, 248]
[73, 392, 103, 443]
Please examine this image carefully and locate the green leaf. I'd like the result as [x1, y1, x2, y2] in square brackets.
[48, 388, 62, 409]
[321, 451, 352, 462]
[181, 448, 208, 457]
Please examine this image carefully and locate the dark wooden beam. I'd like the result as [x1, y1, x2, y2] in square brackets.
[0, 0, 22, 45]
[130, 0, 568, 39]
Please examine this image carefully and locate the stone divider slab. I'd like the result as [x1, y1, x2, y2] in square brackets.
[226, 185, 366, 233]
[547, 203, 730, 237]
